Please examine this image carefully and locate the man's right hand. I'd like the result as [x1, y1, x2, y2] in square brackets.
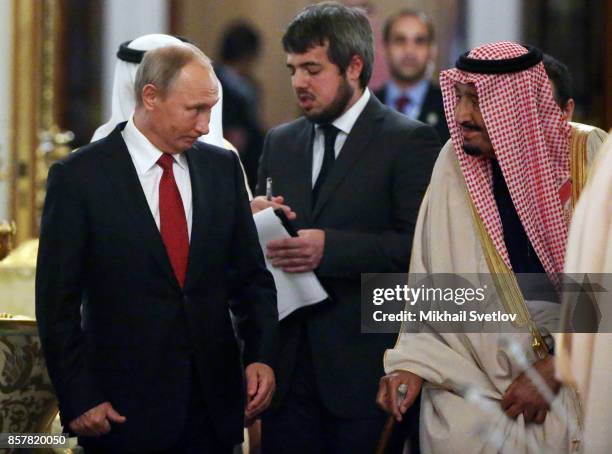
[69, 402, 126, 437]
[377, 370, 423, 422]
[501, 356, 560, 424]
[251, 195, 296, 219]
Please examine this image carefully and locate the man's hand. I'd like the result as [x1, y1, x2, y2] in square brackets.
[244, 363, 276, 424]
[251, 195, 296, 219]
[68, 402, 126, 436]
[501, 356, 560, 424]
[377, 370, 423, 422]
[266, 229, 325, 273]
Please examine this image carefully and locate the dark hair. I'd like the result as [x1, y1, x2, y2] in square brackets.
[282, 1, 373, 88]
[220, 22, 261, 63]
[383, 9, 435, 44]
[542, 53, 573, 110]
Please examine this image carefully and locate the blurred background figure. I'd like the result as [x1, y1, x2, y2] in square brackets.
[215, 22, 265, 192]
[374, 9, 449, 142]
[543, 53, 575, 122]
[341, 1, 390, 91]
[542, 52, 608, 181]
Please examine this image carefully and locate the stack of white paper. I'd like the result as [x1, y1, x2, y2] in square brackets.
[253, 208, 328, 320]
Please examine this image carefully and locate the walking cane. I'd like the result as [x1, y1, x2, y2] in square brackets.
[375, 383, 407, 454]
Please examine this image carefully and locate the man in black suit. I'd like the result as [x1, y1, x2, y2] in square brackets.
[215, 22, 265, 193]
[36, 43, 278, 453]
[374, 9, 449, 142]
[254, 3, 441, 453]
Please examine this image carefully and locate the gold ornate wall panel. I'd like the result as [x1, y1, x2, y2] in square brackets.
[10, 0, 71, 245]
[11, 0, 40, 245]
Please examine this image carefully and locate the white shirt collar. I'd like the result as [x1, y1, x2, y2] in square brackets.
[122, 116, 188, 175]
[318, 88, 370, 135]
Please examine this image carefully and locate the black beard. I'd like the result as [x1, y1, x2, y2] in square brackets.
[304, 76, 354, 124]
[463, 145, 483, 156]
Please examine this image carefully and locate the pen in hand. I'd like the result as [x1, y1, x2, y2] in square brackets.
[266, 177, 273, 201]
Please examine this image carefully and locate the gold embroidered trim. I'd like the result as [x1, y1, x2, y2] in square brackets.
[569, 122, 591, 205]
[467, 195, 549, 359]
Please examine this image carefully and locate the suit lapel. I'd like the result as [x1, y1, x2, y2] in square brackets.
[373, 85, 388, 105]
[312, 97, 385, 220]
[100, 124, 181, 290]
[294, 120, 315, 225]
[183, 147, 213, 289]
[418, 84, 437, 123]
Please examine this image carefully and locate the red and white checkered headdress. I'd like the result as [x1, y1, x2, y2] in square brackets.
[440, 41, 571, 278]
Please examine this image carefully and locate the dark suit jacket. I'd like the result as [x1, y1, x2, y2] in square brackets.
[216, 64, 264, 193]
[374, 81, 450, 143]
[35, 123, 278, 450]
[256, 95, 440, 419]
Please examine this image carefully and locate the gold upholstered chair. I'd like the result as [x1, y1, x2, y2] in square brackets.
[0, 314, 59, 452]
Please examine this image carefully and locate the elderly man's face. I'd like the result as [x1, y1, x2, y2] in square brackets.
[148, 61, 219, 153]
[286, 43, 355, 124]
[454, 82, 494, 158]
[385, 15, 433, 84]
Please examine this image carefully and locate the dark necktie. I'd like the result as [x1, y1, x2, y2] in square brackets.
[395, 95, 411, 114]
[157, 153, 189, 287]
[312, 124, 340, 207]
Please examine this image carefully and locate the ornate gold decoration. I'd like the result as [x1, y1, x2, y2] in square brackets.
[0, 314, 36, 324]
[0, 155, 8, 182]
[0, 317, 58, 442]
[568, 122, 595, 205]
[0, 238, 38, 269]
[0, 238, 38, 320]
[11, 0, 38, 245]
[467, 195, 550, 359]
[35, 127, 74, 218]
[10, 0, 73, 245]
[0, 220, 17, 261]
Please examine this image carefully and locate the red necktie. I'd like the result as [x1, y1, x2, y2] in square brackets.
[395, 95, 411, 113]
[157, 153, 189, 287]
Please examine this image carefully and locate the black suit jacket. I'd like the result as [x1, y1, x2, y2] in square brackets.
[35, 123, 278, 450]
[256, 95, 440, 418]
[374, 81, 449, 143]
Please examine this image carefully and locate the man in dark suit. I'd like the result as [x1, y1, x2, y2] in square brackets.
[374, 9, 449, 143]
[215, 22, 265, 193]
[254, 3, 441, 453]
[36, 43, 278, 453]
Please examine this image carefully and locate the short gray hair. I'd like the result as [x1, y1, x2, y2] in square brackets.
[134, 43, 212, 105]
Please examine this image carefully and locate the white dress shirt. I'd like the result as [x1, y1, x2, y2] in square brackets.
[311, 88, 371, 186]
[122, 117, 193, 240]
